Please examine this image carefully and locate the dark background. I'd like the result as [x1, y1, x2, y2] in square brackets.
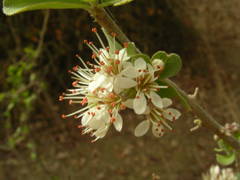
[0, 0, 240, 179]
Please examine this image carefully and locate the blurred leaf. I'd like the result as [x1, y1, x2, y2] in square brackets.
[152, 51, 182, 79]
[0, 93, 6, 102]
[114, 0, 134, 6]
[30, 152, 37, 160]
[3, 0, 91, 16]
[216, 153, 236, 166]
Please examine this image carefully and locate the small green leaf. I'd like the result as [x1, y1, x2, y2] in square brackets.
[216, 153, 236, 166]
[131, 54, 151, 64]
[3, 0, 91, 16]
[126, 42, 138, 57]
[152, 51, 182, 79]
[151, 51, 168, 62]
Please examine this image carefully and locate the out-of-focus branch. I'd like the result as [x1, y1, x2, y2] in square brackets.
[88, 6, 240, 150]
[35, 10, 50, 59]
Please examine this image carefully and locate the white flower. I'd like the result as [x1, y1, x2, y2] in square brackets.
[60, 28, 182, 141]
[134, 98, 181, 137]
[132, 59, 168, 114]
[202, 165, 237, 180]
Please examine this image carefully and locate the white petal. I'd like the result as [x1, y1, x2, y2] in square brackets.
[123, 99, 134, 109]
[121, 66, 138, 78]
[88, 73, 106, 92]
[147, 64, 154, 75]
[99, 49, 110, 63]
[134, 120, 150, 137]
[115, 77, 137, 89]
[81, 112, 92, 126]
[150, 91, 163, 109]
[152, 123, 164, 137]
[162, 98, 172, 108]
[113, 113, 123, 132]
[119, 48, 129, 61]
[163, 108, 181, 121]
[93, 126, 109, 138]
[133, 93, 147, 114]
[134, 58, 146, 70]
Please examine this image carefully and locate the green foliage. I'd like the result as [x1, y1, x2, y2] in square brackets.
[3, 0, 91, 15]
[130, 53, 151, 64]
[3, 0, 134, 16]
[151, 51, 182, 79]
[113, 0, 134, 6]
[215, 133, 240, 166]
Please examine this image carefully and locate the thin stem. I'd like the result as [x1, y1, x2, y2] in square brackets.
[35, 10, 50, 59]
[88, 6, 240, 150]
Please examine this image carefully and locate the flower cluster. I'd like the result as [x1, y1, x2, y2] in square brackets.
[59, 28, 181, 141]
[202, 165, 237, 180]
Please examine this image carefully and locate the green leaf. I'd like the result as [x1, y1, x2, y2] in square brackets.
[130, 54, 151, 64]
[114, 0, 134, 6]
[152, 51, 182, 79]
[98, 0, 124, 7]
[151, 51, 168, 62]
[3, 0, 91, 16]
[126, 42, 138, 57]
[216, 153, 236, 166]
[157, 80, 191, 111]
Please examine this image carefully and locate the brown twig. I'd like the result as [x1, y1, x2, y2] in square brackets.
[88, 6, 240, 150]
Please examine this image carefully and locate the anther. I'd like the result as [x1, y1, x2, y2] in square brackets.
[115, 60, 120, 64]
[91, 53, 97, 59]
[73, 65, 79, 71]
[72, 81, 78, 87]
[100, 61, 105, 65]
[123, 42, 128, 48]
[59, 96, 64, 101]
[83, 40, 88, 44]
[110, 117, 116, 123]
[94, 67, 101, 72]
[111, 32, 117, 37]
[91, 27, 97, 33]
[115, 50, 119, 54]
[120, 104, 126, 110]
[111, 102, 116, 107]
[61, 114, 66, 119]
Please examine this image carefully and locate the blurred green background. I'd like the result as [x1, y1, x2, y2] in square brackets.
[1, 0, 240, 179]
